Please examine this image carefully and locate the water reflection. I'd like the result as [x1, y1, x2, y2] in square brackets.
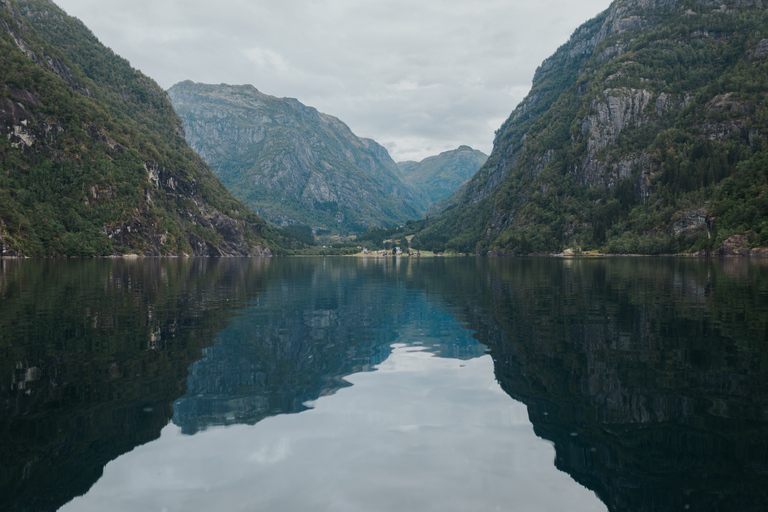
[0, 258, 269, 512]
[419, 257, 768, 512]
[2, 257, 767, 511]
[63, 347, 603, 512]
[173, 258, 486, 434]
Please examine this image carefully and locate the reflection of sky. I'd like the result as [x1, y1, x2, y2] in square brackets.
[61, 345, 606, 512]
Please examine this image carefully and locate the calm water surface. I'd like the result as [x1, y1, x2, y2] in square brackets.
[1, 257, 767, 511]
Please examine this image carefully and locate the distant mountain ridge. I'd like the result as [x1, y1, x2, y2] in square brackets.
[168, 81, 428, 234]
[0, 0, 275, 257]
[413, 0, 768, 256]
[397, 146, 488, 204]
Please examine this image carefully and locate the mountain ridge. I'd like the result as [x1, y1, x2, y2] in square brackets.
[168, 81, 428, 235]
[397, 145, 488, 205]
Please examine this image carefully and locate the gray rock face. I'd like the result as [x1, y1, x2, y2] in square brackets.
[583, 88, 654, 154]
[579, 88, 654, 186]
[168, 81, 428, 233]
[670, 208, 711, 236]
[755, 39, 768, 57]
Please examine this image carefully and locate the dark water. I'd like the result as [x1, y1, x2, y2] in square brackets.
[1, 257, 767, 511]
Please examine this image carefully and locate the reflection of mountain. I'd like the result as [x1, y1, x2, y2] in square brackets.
[0, 259, 268, 512]
[417, 258, 768, 512]
[3, 257, 766, 512]
[173, 258, 486, 435]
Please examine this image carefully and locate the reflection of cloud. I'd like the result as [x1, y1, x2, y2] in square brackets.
[62, 353, 606, 512]
[376, 344, 432, 373]
[248, 438, 291, 464]
[53, 0, 614, 161]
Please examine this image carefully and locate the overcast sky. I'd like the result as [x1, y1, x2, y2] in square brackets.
[54, 0, 613, 162]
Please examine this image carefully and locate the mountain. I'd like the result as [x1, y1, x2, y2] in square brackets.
[413, 0, 768, 256]
[0, 0, 276, 257]
[397, 145, 488, 204]
[168, 81, 428, 235]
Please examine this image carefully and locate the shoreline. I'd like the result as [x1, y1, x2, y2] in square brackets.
[2, 250, 768, 260]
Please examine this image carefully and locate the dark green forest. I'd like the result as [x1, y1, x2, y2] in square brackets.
[0, 0, 280, 257]
[411, 1, 768, 255]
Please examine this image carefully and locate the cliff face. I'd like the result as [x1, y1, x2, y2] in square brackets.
[397, 145, 488, 204]
[0, 0, 275, 257]
[168, 81, 429, 234]
[414, 0, 768, 255]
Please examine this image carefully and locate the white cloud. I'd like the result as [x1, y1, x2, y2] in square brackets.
[54, 0, 613, 161]
[242, 47, 292, 72]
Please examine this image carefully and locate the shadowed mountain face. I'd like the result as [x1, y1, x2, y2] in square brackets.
[168, 81, 428, 235]
[2, 257, 767, 512]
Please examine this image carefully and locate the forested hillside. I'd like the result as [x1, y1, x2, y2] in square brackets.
[0, 0, 278, 257]
[413, 0, 768, 256]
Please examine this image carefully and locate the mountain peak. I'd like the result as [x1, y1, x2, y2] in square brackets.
[397, 147, 488, 204]
[168, 82, 428, 234]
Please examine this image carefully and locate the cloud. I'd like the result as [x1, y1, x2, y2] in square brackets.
[54, 0, 613, 161]
[242, 48, 292, 72]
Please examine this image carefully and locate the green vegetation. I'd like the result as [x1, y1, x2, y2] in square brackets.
[414, 1, 768, 255]
[0, 0, 279, 256]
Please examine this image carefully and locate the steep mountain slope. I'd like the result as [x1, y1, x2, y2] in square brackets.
[397, 145, 488, 204]
[414, 0, 768, 255]
[0, 0, 276, 257]
[168, 81, 428, 235]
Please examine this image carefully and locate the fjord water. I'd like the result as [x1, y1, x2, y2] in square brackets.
[1, 258, 767, 511]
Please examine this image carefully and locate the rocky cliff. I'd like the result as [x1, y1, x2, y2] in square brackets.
[397, 145, 488, 204]
[0, 0, 276, 257]
[413, 0, 768, 255]
[168, 81, 428, 235]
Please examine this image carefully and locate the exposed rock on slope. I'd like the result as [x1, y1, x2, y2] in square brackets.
[0, 0, 275, 257]
[168, 81, 428, 234]
[414, 0, 768, 255]
[397, 145, 488, 204]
